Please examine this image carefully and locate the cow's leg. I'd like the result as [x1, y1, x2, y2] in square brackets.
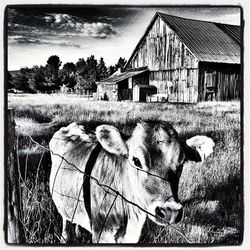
[116, 217, 145, 243]
[60, 218, 69, 243]
[116, 227, 142, 243]
[92, 231, 116, 243]
[75, 224, 81, 238]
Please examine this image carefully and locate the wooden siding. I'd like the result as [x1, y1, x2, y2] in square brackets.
[198, 62, 241, 101]
[129, 16, 199, 71]
[149, 69, 198, 103]
[128, 16, 199, 103]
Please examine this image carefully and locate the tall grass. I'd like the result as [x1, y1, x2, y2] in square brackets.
[8, 94, 241, 244]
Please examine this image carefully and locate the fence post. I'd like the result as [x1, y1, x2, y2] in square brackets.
[6, 109, 24, 243]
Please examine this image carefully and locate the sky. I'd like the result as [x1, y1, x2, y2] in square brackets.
[7, 5, 241, 71]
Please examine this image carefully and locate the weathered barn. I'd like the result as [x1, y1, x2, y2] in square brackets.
[97, 12, 241, 102]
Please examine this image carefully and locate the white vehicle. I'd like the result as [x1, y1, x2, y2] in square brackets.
[147, 93, 169, 102]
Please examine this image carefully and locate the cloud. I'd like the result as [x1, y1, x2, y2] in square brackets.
[8, 35, 81, 48]
[50, 41, 81, 48]
[44, 13, 117, 38]
[44, 13, 74, 25]
[8, 9, 118, 47]
[80, 22, 117, 38]
[8, 36, 41, 45]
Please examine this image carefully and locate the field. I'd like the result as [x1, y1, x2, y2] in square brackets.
[7, 93, 242, 245]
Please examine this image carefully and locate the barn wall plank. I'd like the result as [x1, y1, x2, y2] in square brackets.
[130, 16, 199, 71]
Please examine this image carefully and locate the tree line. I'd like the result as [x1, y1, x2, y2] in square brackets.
[8, 55, 127, 94]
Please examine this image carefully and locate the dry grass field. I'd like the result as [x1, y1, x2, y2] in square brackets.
[7, 93, 242, 245]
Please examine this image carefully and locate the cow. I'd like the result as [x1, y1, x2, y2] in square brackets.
[49, 121, 214, 243]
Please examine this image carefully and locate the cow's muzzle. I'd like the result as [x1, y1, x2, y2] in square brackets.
[155, 201, 183, 225]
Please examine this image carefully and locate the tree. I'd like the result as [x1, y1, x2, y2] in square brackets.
[28, 65, 56, 93]
[74, 56, 99, 94]
[11, 67, 35, 93]
[108, 65, 116, 76]
[61, 75, 77, 90]
[76, 58, 87, 76]
[7, 71, 13, 89]
[46, 55, 62, 79]
[33, 66, 46, 83]
[75, 74, 96, 94]
[11, 74, 28, 91]
[107, 57, 127, 76]
[84, 55, 98, 91]
[46, 55, 62, 89]
[86, 55, 97, 77]
[61, 62, 76, 76]
[97, 57, 108, 81]
[75, 76, 88, 94]
[115, 57, 127, 70]
[60, 62, 77, 90]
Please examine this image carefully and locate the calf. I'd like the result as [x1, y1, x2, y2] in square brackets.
[49, 121, 214, 243]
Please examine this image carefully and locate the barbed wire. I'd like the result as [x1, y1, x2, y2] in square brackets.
[31, 134, 171, 182]
[16, 132, 68, 243]
[17, 129, 193, 244]
[97, 193, 119, 243]
[20, 133, 175, 183]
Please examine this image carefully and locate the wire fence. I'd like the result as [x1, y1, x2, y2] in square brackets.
[11, 123, 193, 244]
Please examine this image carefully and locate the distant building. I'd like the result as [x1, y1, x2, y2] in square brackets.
[97, 12, 241, 102]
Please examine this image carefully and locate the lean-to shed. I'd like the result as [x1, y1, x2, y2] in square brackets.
[96, 67, 151, 101]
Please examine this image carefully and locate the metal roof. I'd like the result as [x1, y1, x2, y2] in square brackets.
[125, 12, 240, 67]
[215, 23, 241, 44]
[158, 12, 240, 64]
[98, 69, 148, 84]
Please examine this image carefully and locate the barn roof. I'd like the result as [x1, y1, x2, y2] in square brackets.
[98, 68, 148, 84]
[215, 23, 241, 44]
[125, 12, 241, 67]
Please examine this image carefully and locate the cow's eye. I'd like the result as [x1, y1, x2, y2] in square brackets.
[132, 157, 142, 168]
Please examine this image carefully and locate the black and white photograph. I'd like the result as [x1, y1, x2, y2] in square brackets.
[4, 3, 243, 246]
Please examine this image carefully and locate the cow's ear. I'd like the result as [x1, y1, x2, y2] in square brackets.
[96, 125, 128, 156]
[184, 136, 215, 162]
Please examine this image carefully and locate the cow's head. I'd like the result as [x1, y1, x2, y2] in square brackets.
[96, 121, 214, 226]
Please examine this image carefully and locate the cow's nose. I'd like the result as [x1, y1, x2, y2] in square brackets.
[155, 206, 171, 221]
[155, 204, 183, 224]
[174, 206, 183, 223]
